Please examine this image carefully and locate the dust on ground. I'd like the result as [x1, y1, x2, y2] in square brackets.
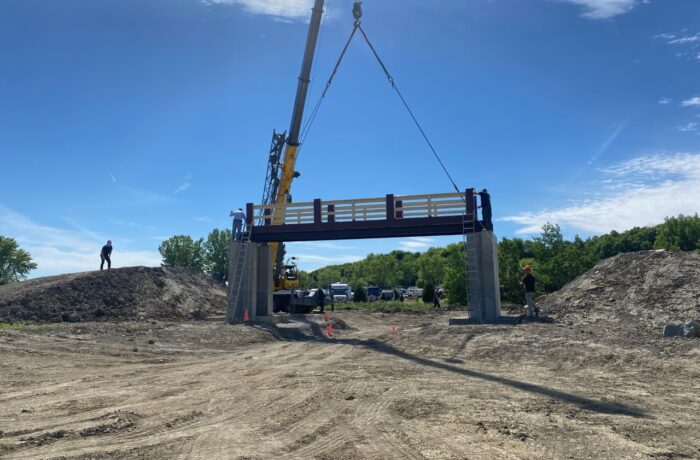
[1, 252, 699, 459]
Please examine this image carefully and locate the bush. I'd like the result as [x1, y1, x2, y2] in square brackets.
[353, 285, 367, 302]
[422, 284, 435, 303]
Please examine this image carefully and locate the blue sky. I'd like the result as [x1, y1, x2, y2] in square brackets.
[1, 0, 699, 277]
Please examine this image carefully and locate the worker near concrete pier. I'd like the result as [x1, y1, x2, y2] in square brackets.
[478, 189, 493, 231]
[229, 208, 246, 241]
[519, 265, 538, 318]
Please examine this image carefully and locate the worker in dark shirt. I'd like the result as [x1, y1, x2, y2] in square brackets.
[100, 240, 113, 271]
[315, 287, 325, 314]
[478, 189, 493, 231]
[519, 265, 538, 317]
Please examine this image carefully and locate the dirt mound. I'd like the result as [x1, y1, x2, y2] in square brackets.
[0, 266, 226, 323]
[541, 250, 700, 334]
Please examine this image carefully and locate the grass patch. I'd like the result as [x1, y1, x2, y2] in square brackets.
[0, 322, 27, 331]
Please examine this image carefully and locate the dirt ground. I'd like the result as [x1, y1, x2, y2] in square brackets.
[1, 310, 699, 460]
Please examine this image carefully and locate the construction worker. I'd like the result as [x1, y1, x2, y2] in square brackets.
[229, 208, 246, 241]
[315, 287, 325, 314]
[519, 265, 538, 318]
[432, 286, 442, 308]
[478, 189, 493, 231]
[100, 240, 113, 271]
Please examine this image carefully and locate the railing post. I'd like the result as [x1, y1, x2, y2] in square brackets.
[246, 203, 254, 227]
[327, 204, 335, 223]
[396, 200, 403, 219]
[386, 194, 395, 222]
[264, 208, 271, 226]
[465, 188, 475, 221]
[313, 199, 322, 227]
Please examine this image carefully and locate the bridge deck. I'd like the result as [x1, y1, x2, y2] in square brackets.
[246, 189, 481, 242]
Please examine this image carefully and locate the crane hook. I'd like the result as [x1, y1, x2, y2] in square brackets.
[352, 2, 362, 21]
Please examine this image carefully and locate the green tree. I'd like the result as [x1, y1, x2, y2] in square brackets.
[416, 248, 445, 288]
[203, 229, 232, 281]
[0, 236, 37, 285]
[422, 283, 435, 303]
[353, 285, 367, 302]
[159, 235, 205, 270]
[654, 214, 700, 251]
[442, 244, 467, 305]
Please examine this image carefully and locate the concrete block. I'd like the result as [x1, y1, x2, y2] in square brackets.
[255, 244, 273, 317]
[467, 230, 502, 323]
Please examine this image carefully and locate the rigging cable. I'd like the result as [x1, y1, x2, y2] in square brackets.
[356, 24, 462, 197]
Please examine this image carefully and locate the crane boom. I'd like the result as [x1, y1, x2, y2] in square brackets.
[264, 0, 325, 291]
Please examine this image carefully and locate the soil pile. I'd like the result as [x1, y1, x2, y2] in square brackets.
[0, 266, 227, 323]
[541, 250, 700, 335]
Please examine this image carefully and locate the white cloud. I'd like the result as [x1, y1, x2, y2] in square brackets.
[678, 122, 698, 132]
[667, 33, 700, 45]
[501, 153, 700, 235]
[0, 205, 161, 278]
[681, 97, 700, 107]
[658, 98, 672, 105]
[174, 172, 192, 194]
[108, 172, 117, 183]
[554, 0, 641, 19]
[205, 0, 313, 21]
[398, 237, 435, 251]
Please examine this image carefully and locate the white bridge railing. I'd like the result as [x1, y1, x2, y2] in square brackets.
[252, 191, 468, 226]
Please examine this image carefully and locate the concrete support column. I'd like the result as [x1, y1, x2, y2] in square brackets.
[227, 241, 258, 323]
[468, 230, 502, 323]
[255, 243, 273, 317]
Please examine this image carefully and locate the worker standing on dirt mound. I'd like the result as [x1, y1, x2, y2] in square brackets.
[520, 265, 538, 318]
[100, 240, 113, 271]
[229, 208, 246, 241]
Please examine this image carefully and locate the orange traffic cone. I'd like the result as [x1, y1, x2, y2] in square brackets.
[243, 308, 250, 322]
[327, 323, 333, 337]
[323, 312, 330, 322]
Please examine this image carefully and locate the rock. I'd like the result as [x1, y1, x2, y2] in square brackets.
[663, 324, 683, 337]
[345, 395, 356, 401]
[148, 339, 155, 345]
[682, 320, 699, 338]
[132, 347, 138, 352]
[21, 407, 34, 413]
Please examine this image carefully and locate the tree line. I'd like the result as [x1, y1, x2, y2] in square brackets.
[2, 214, 698, 294]
[300, 214, 700, 305]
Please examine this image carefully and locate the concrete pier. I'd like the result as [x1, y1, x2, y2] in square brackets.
[466, 230, 502, 323]
[227, 241, 273, 323]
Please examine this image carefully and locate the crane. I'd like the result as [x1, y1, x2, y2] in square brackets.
[259, 0, 326, 312]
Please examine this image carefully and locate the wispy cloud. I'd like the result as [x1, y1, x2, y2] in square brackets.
[113, 219, 157, 231]
[398, 237, 435, 251]
[289, 241, 357, 251]
[204, 0, 314, 21]
[501, 152, 700, 235]
[667, 33, 700, 45]
[553, 0, 642, 19]
[0, 205, 161, 277]
[174, 172, 192, 195]
[194, 216, 210, 222]
[658, 98, 672, 105]
[655, 31, 700, 61]
[108, 172, 117, 183]
[678, 122, 698, 132]
[681, 97, 700, 107]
